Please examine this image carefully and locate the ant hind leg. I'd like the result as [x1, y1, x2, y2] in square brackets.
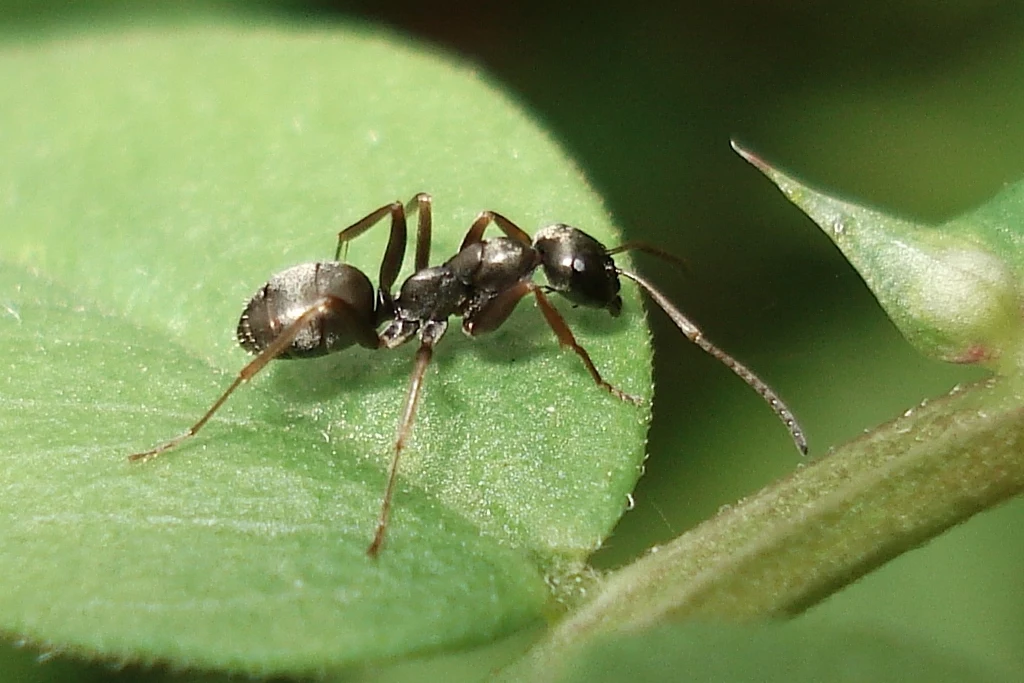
[128, 297, 367, 463]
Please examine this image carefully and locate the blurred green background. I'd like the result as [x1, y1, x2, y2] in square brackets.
[2, 0, 1022, 680]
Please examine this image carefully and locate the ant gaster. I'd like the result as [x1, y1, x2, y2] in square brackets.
[129, 194, 807, 557]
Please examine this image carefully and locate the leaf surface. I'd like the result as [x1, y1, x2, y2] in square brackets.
[0, 25, 652, 674]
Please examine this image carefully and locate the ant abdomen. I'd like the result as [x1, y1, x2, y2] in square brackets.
[533, 224, 623, 316]
[237, 262, 378, 358]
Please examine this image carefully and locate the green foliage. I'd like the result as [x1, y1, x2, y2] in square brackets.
[733, 142, 1024, 373]
[557, 622, 1008, 683]
[0, 25, 651, 675]
[2, 11, 1023, 683]
[506, 145, 1024, 683]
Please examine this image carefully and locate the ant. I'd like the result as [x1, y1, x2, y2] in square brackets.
[129, 193, 807, 557]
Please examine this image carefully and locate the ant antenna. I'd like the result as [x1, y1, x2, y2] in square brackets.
[607, 241, 690, 274]
[617, 268, 808, 455]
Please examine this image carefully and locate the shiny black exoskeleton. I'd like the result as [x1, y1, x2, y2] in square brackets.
[534, 223, 623, 316]
[130, 193, 807, 557]
[382, 234, 541, 348]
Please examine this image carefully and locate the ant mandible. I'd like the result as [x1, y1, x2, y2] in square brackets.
[129, 193, 807, 557]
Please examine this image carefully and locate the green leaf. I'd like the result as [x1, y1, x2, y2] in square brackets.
[557, 622, 1013, 683]
[0, 25, 651, 674]
[731, 141, 1023, 373]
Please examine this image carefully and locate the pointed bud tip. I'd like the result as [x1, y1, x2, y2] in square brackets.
[730, 139, 771, 174]
[732, 143, 1024, 374]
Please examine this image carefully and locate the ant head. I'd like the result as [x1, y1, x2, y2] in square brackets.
[533, 224, 622, 316]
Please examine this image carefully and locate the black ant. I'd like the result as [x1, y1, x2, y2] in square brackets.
[129, 193, 807, 557]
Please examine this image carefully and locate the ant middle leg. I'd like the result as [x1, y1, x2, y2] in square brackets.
[460, 210, 532, 251]
[367, 321, 446, 558]
[405, 192, 433, 271]
[129, 296, 378, 463]
[463, 280, 641, 405]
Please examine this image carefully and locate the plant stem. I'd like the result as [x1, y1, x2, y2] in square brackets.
[509, 376, 1024, 681]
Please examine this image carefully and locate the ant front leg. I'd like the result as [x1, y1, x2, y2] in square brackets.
[460, 210, 533, 251]
[464, 280, 641, 405]
[128, 296, 370, 463]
